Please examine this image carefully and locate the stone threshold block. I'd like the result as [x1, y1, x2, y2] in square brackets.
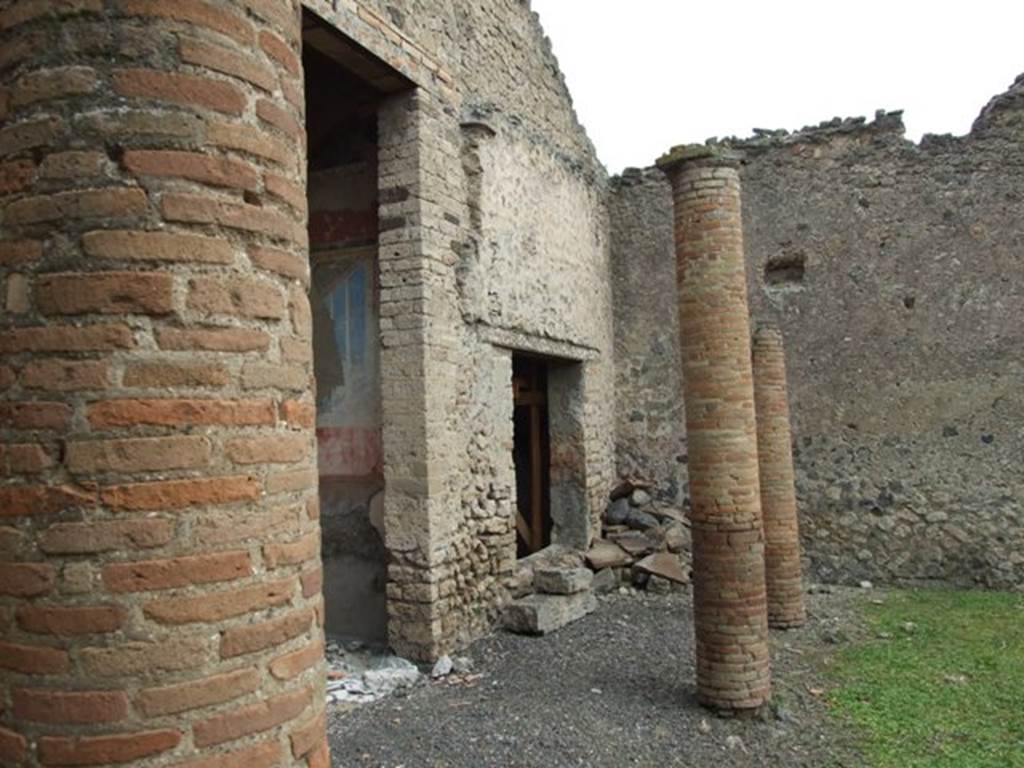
[501, 591, 597, 635]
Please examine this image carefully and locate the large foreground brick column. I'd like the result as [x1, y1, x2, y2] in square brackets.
[0, 2, 328, 765]
[656, 146, 771, 714]
[752, 326, 806, 628]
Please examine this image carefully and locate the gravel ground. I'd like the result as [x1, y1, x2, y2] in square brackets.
[328, 587, 870, 768]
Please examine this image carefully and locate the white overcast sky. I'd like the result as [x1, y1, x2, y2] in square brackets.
[531, 1, 1024, 174]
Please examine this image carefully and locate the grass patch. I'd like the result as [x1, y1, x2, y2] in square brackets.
[828, 589, 1024, 767]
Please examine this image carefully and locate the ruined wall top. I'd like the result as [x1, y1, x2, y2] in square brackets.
[971, 72, 1024, 137]
[679, 72, 1024, 163]
[356, 0, 605, 179]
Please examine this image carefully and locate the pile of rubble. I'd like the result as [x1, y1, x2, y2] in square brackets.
[324, 639, 421, 706]
[500, 481, 692, 636]
[503, 565, 598, 634]
[585, 480, 692, 594]
[324, 638, 476, 708]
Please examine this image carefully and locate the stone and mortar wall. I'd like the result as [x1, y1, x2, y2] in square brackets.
[433, 121, 613, 650]
[301, 1, 613, 657]
[610, 75, 1024, 590]
[609, 169, 685, 510]
[364, 0, 613, 655]
[1, 1, 327, 766]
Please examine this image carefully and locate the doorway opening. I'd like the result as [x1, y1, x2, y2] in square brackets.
[302, 11, 407, 644]
[513, 354, 551, 557]
[511, 352, 590, 559]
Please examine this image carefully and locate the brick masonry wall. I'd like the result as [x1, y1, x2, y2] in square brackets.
[0, 1, 327, 765]
[610, 74, 1024, 590]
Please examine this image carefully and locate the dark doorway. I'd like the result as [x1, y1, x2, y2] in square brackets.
[513, 354, 552, 557]
[303, 10, 408, 644]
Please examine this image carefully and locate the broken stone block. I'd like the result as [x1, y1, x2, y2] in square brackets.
[501, 592, 597, 635]
[591, 568, 618, 593]
[629, 488, 652, 507]
[505, 567, 535, 599]
[651, 507, 689, 525]
[663, 522, 690, 553]
[585, 539, 632, 569]
[609, 530, 656, 557]
[430, 655, 453, 679]
[362, 656, 421, 695]
[647, 575, 674, 594]
[605, 497, 630, 525]
[632, 552, 690, 585]
[508, 544, 585, 597]
[534, 567, 593, 595]
[519, 544, 584, 571]
[609, 478, 652, 501]
[624, 508, 659, 530]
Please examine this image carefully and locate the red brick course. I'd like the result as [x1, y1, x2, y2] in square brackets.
[180, 37, 277, 93]
[16, 604, 126, 635]
[136, 668, 260, 717]
[192, 686, 311, 747]
[83, 229, 235, 264]
[187, 276, 286, 319]
[155, 326, 271, 352]
[87, 398, 276, 427]
[35, 271, 174, 315]
[220, 606, 313, 658]
[10, 66, 97, 107]
[102, 550, 252, 592]
[0, 641, 71, 675]
[114, 68, 248, 114]
[124, 149, 261, 191]
[5, 187, 149, 224]
[21, 359, 110, 390]
[168, 740, 282, 768]
[0, 563, 58, 597]
[117, 0, 254, 45]
[122, 361, 230, 388]
[143, 577, 297, 624]
[37, 730, 181, 765]
[12, 688, 129, 724]
[101, 475, 260, 511]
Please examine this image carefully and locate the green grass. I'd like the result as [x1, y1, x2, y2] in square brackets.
[827, 589, 1024, 767]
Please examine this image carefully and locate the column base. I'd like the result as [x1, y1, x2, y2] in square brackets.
[699, 696, 774, 720]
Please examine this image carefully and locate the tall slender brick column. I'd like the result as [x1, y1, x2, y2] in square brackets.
[752, 326, 806, 628]
[0, 2, 328, 765]
[656, 146, 771, 714]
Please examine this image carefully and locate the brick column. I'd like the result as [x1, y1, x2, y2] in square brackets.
[752, 326, 806, 628]
[0, 2, 327, 766]
[656, 146, 771, 714]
